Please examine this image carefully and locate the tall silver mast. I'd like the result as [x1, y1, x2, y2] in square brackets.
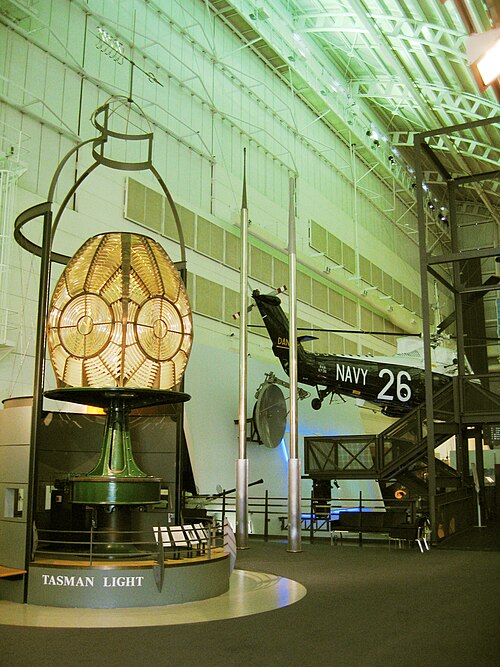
[236, 148, 249, 549]
[287, 176, 302, 553]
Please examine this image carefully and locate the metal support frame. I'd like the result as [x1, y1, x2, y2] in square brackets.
[415, 114, 500, 543]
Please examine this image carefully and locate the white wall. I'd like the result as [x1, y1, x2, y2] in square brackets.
[185, 322, 383, 512]
[0, 0, 422, 504]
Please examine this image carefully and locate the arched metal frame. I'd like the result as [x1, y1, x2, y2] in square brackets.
[14, 98, 188, 601]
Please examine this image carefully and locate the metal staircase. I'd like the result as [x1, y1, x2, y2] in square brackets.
[304, 382, 464, 491]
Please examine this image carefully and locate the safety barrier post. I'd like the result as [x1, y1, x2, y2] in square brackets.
[309, 491, 315, 543]
[359, 491, 363, 546]
[264, 490, 269, 542]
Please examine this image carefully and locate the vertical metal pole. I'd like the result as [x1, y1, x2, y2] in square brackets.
[236, 149, 249, 549]
[358, 491, 363, 547]
[474, 427, 485, 523]
[264, 489, 269, 542]
[221, 490, 226, 527]
[24, 208, 53, 602]
[174, 262, 188, 523]
[309, 491, 314, 543]
[287, 176, 302, 553]
[415, 134, 437, 542]
[448, 181, 469, 484]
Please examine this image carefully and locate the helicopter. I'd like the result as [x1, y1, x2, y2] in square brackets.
[251, 289, 456, 418]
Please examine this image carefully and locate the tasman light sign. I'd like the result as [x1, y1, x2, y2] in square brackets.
[41, 574, 145, 588]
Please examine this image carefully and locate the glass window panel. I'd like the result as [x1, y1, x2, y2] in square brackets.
[329, 333, 344, 353]
[359, 255, 371, 283]
[327, 233, 342, 264]
[225, 232, 240, 270]
[310, 220, 327, 254]
[342, 244, 356, 273]
[195, 276, 223, 320]
[382, 271, 393, 296]
[297, 271, 311, 303]
[126, 178, 145, 225]
[343, 297, 357, 326]
[373, 314, 385, 338]
[393, 280, 403, 303]
[403, 286, 412, 310]
[372, 265, 383, 290]
[344, 338, 358, 355]
[250, 246, 273, 285]
[178, 205, 195, 245]
[273, 257, 287, 290]
[165, 203, 194, 244]
[210, 223, 224, 262]
[144, 187, 163, 233]
[197, 216, 211, 256]
[182, 211, 195, 248]
[329, 289, 343, 319]
[312, 280, 328, 312]
[223, 287, 239, 325]
[412, 293, 422, 316]
[360, 307, 372, 331]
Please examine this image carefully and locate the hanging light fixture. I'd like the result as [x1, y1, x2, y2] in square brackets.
[466, 27, 500, 91]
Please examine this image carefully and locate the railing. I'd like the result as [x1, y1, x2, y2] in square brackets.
[434, 487, 475, 542]
[303, 383, 457, 482]
[33, 519, 221, 564]
[185, 492, 423, 543]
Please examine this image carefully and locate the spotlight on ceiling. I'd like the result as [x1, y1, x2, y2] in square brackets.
[366, 129, 380, 148]
[466, 27, 500, 92]
[438, 212, 449, 227]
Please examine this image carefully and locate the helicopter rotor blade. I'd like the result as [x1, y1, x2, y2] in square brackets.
[233, 284, 287, 320]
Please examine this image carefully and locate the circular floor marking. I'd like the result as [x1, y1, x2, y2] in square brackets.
[0, 569, 306, 628]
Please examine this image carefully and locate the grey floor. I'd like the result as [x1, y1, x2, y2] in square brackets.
[0, 535, 499, 667]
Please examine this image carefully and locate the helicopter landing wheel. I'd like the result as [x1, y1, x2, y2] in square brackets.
[311, 398, 322, 410]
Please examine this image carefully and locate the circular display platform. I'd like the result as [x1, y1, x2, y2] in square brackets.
[0, 569, 306, 627]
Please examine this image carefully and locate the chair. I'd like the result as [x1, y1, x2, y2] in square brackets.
[389, 517, 430, 553]
[416, 517, 431, 553]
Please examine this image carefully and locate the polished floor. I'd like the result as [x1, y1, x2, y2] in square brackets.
[0, 568, 306, 628]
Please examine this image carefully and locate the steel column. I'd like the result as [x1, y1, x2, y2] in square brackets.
[236, 149, 249, 549]
[287, 176, 301, 553]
